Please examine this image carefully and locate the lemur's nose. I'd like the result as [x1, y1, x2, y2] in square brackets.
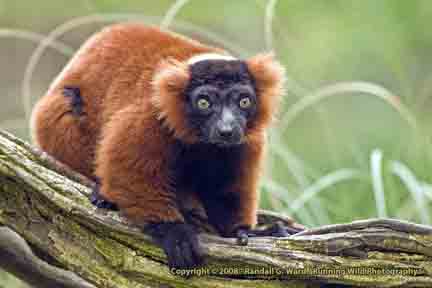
[217, 108, 236, 139]
[218, 125, 234, 138]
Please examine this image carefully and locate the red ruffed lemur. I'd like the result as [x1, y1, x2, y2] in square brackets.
[31, 23, 301, 269]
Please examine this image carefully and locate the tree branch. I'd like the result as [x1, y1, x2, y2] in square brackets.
[0, 129, 431, 287]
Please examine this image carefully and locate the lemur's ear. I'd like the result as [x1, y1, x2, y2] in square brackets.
[246, 52, 286, 127]
[151, 59, 196, 143]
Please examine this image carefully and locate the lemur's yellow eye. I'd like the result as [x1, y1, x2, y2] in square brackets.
[197, 98, 210, 110]
[239, 97, 251, 109]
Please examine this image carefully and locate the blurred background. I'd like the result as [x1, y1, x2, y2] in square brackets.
[2, 0, 432, 286]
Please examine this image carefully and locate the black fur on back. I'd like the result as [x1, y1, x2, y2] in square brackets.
[63, 86, 84, 116]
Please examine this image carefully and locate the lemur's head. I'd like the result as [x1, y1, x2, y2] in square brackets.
[152, 53, 285, 146]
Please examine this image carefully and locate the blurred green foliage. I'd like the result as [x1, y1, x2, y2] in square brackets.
[0, 271, 28, 288]
[1, 0, 432, 286]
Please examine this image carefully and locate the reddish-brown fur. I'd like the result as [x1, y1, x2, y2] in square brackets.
[31, 23, 285, 232]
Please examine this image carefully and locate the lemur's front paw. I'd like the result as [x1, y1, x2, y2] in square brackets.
[145, 222, 204, 270]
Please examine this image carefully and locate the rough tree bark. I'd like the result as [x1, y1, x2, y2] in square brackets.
[0, 129, 431, 288]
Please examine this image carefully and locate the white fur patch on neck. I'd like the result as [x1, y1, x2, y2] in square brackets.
[187, 53, 237, 65]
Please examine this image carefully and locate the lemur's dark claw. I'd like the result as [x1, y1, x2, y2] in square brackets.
[236, 229, 249, 246]
[236, 221, 304, 245]
[90, 180, 118, 210]
[268, 221, 302, 237]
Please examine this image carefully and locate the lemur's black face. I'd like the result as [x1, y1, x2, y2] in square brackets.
[184, 60, 257, 147]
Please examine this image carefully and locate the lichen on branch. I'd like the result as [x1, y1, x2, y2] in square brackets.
[0, 130, 431, 288]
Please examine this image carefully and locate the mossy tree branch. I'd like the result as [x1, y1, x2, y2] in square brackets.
[0, 130, 431, 288]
